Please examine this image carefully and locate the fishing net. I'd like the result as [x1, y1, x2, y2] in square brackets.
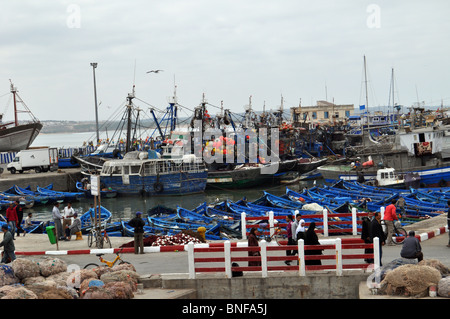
[37, 257, 67, 277]
[47, 272, 71, 287]
[379, 264, 442, 297]
[87, 265, 112, 278]
[120, 230, 205, 248]
[66, 269, 98, 289]
[80, 286, 114, 299]
[0, 285, 22, 298]
[0, 286, 38, 299]
[104, 281, 135, 299]
[22, 276, 46, 285]
[100, 270, 139, 291]
[378, 258, 417, 279]
[151, 233, 203, 246]
[419, 259, 450, 276]
[11, 258, 40, 281]
[0, 265, 19, 286]
[26, 281, 75, 299]
[112, 263, 136, 273]
[438, 277, 450, 298]
[80, 278, 104, 292]
[302, 203, 323, 211]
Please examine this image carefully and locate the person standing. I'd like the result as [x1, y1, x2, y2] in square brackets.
[384, 199, 398, 245]
[370, 212, 386, 266]
[63, 202, 75, 218]
[52, 202, 64, 241]
[247, 227, 261, 267]
[400, 231, 423, 262]
[14, 201, 24, 237]
[5, 202, 18, 240]
[396, 197, 406, 218]
[290, 213, 302, 259]
[296, 219, 306, 241]
[285, 215, 294, 265]
[128, 212, 145, 254]
[304, 222, 323, 266]
[361, 211, 374, 263]
[0, 224, 16, 263]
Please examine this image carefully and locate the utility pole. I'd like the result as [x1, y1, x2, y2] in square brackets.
[91, 62, 100, 144]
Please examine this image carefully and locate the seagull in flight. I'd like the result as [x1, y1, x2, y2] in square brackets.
[146, 69, 164, 74]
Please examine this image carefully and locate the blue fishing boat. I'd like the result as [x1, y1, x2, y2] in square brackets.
[37, 185, 84, 202]
[80, 206, 112, 233]
[75, 181, 117, 199]
[89, 152, 207, 196]
[4, 185, 53, 205]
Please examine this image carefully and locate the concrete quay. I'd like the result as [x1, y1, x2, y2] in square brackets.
[0, 167, 82, 192]
[10, 214, 449, 300]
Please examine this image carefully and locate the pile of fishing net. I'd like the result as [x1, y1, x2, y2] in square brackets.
[151, 232, 203, 246]
[0, 265, 19, 286]
[438, 277, 450, 297]
[379, 263, 443, 297]
[80, 269, 139, 299]
[120, 229, 205, 248]
[0, 257, 141, 299]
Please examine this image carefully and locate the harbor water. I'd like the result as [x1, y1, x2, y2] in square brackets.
[27, 131, 317, 222]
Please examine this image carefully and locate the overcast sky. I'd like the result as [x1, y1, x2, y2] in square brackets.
[1, 0, 449, 122]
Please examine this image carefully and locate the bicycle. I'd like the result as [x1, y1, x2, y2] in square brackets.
[87, 225, 112, 249]
[381, 219, 407, 245]
[84, 248, 130, 269]
[258, 222, 284, 245]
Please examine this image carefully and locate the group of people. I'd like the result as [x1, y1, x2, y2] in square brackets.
[247, 213, 324, 267]
[361, 197, 424, 266]
[52, 202, 81, 241]
[285, 214, 323, 266]
[1, 200, 31, 263]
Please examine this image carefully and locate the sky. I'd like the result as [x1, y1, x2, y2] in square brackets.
[1, 0, 450, 123]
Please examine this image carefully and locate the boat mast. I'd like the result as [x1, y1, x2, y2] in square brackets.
[126, 85, 135, 153]
[10, 81, 18, 126]
[363, 55, 370, 144]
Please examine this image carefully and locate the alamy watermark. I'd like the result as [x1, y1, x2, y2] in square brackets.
[169, 120, 280, 175]
[367, 4, 381, 29]
[66, 4, 81, 29]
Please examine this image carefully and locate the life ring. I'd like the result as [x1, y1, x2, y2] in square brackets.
[438, 179, 447, 187]
[153, 182, 164, 193]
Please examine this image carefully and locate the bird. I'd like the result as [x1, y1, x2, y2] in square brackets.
[146, 69, 163, 74]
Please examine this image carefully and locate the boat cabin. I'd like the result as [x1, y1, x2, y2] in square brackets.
[99, 153, 206, 178]
[376, 167, 404, 187]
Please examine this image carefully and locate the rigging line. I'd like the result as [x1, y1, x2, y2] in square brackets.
[134, 96, 165, 113]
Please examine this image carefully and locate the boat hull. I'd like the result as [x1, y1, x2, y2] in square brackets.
[318, 163, 450, 188]
[0, 122, 42, 152]
[100, 171, 208, 196]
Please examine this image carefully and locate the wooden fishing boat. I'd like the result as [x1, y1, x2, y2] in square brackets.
[80, 206, 112, 233]
[75, 181, 118, 199]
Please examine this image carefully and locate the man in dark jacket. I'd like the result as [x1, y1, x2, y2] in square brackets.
[0, 224, 16, 263]
[400, 231, 423, 262]
[128, 212, 145, 254]
[370, 211, 386, 266]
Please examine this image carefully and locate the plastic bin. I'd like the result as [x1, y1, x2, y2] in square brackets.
[46, 226, 57, 244]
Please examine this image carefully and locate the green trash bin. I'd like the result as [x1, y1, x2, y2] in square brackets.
[46, 226, 56, 244]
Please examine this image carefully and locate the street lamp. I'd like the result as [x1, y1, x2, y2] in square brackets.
[90, 62, 99, 144]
